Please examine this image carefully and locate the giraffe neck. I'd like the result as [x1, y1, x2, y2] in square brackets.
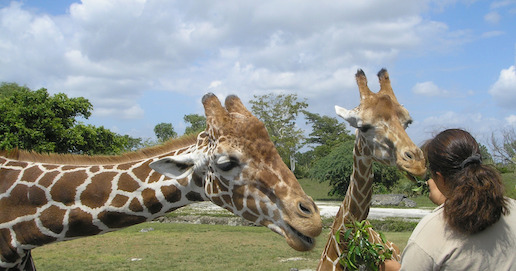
[317, 135, 374, 271]
[0, 142, 207, 268]
[341, 135, 374, 222]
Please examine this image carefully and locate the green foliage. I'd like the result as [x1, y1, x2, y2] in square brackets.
[154, 122, 177, 143]
[303, 110, 353, 159]
[336, 220, 393, 271]
[310, 141, 354, 196]
[479, 144, 493, 163]
[309, 141, 402, 197]
[0, 83, 136, 154]
[183, 114, 206, 135]
[249, 93, 307, 168]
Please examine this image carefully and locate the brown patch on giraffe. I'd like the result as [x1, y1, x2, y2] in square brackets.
[233, 194, 244, 211]
[23, 165, 44, 183]
[146, 170, 163, 183]
[142, 188, 162, 214]
[161, 184, 182, 203]
[221, 194, 232, 207]
[0, 157, 6, 164]
[0, 185, 39, 223]
[185, 191, 204, 202]
[66, 208, 101, 237]
[61, 166, 77, 171]
[98, 211, 146, 229]
[259, 201, 269, 215]
[13, 220, 57, 246]
[245, 196, 257, 211]
[132, 161, 153, 183]
[40, 205, 66, 234]
[118, 173, 139, 192]
[0, 228, 19, 264]
[111, 194, 129, 208]
[326, 238, 340, 261]
[89, 166, 100, 173]
[37, 170, 59, 188]
[129, 198, 144, 212]
[27, 185, 47, 206]
[51, 171, 88, 205]
[5, 161, 27, 168]
[103, 165, 115, 170]
[116, 163, 132, 171]
[192, 174, 203, 187]
[0, 168, 19, 194]
[81, 172, 116, 209]
[210, 195, 224, 207]
[242, 211, 259, 222]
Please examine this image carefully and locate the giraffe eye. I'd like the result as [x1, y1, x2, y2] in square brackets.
[359, 124, 372, 133]
[216, 156, 240, 171]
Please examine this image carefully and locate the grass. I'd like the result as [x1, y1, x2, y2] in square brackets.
[31, 173, 514, 270]
[32, 222, 411, 271]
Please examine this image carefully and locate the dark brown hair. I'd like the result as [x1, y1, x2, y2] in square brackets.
[424, 129, 509, 234]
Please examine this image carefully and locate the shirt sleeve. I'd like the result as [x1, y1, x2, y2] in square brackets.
[400, 241, 436, 271]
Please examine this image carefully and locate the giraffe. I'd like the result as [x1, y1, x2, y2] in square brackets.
[317, 69, 427, 271]
[0, 93, 322, 270]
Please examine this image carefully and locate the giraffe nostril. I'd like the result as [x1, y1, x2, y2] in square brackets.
[298, 202, 312, 215]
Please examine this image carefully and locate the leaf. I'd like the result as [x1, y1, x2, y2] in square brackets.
[345, 228, 354, 240]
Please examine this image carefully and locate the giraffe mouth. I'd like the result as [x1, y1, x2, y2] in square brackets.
[268, 222, 315, 251]
[287, 224, 315, 247]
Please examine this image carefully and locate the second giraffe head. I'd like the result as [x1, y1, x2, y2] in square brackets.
[335, 69, 427, 179]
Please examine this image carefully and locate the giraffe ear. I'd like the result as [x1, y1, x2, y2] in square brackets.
[150, 154, 197, 179]
[335, 105, 362, 128]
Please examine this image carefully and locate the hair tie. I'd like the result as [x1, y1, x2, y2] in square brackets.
[460, 153, 482, 169]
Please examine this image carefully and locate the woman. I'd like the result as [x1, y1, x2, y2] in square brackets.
[383, 129, 516, 270]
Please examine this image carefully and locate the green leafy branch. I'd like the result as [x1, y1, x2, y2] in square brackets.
[336, 220, 393, 271]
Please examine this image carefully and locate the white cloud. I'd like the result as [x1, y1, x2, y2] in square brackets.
[489, 66, 516, 109]
[506, 115, 516, 125]
[484, 11, 501, 24]
[0, 0, 472, 123]
[412, 81, 449, 96]
[408, 111, 506, 147]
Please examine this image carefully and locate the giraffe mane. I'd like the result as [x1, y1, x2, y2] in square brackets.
[0, 134, 199, 165]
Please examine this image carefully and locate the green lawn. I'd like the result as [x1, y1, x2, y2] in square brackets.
[31, 172, 514, 270]
[32, 222, 411, 271]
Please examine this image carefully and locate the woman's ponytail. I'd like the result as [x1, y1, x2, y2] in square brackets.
[424, 129, 509, 234]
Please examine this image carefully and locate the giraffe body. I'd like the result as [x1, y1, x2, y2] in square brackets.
[0, 94, 322, 270]
[317, 69, 426, 271]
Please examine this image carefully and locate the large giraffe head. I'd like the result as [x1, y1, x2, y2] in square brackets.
[151, 93, 322, 251]
[335, 69, 426, 178]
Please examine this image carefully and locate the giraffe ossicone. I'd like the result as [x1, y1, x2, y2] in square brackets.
[0, 93, 322, 270]
[317, 69, 426, 271]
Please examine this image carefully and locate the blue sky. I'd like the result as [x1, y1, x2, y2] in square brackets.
[1, 0, 515, 149]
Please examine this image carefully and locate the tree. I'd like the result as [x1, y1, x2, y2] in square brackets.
[184, 114, 206, 135]
[0, 83, 136, 154]
[491, 128, 516, 165]
[309, 140, 402, 197]
[249, 93, 308, 170]
[303, 110, 354, 159]
[309, 141, 355, 196]
[479, 144, 493, 164]
[154, 122, 177, 143]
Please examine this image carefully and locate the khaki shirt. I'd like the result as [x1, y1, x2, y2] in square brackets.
[400, 198, 516, 270]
